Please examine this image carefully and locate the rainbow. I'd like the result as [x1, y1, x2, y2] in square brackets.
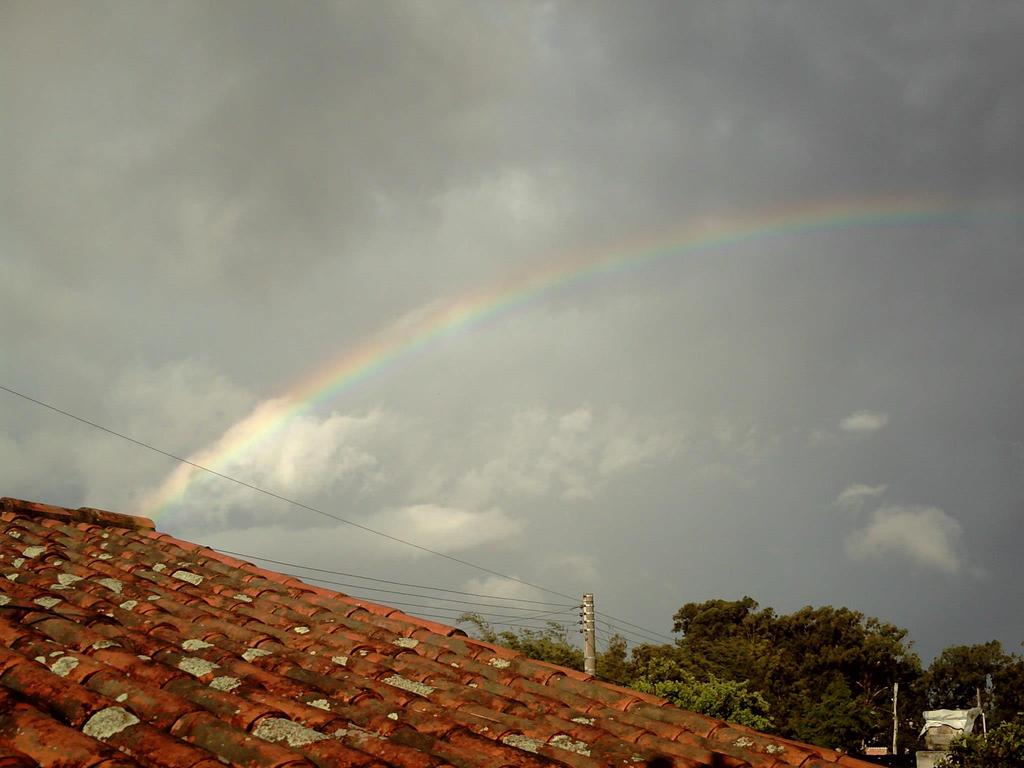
[141, 194, 972, 519]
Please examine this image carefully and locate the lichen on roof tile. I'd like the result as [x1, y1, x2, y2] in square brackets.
[171, 569, 203, 585]
[182, 638, 214, 651]
[57, 573, 83, 586]
[49, 655, 80, 677]
[209, 676, 241, 691]
[488, 657, 512, 669]
[393, 637, 419, 648]
[97, 577, 122, 594]
[252, 718, 329, 748]
[382, 674, 434, 696]
[549, 734, 591, 756]
[177, 656, 220, 677]
[501, 733, 543, 753]
[34, 596, 61, 609]
[83, 707, 140, 739]
[21, 545, 45, 558]
[242, 647, 272, 662]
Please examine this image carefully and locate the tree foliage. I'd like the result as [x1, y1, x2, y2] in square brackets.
[938, 717, 1024, 768]
[456, 600, 1022, 758]
[787, 676, 875, 753]
[926, 640, 1006, 710]
[670, 597, 922, 751]
[992, 659, 1024, 725]
[458, 613, 585, 671]
[631, 657, 772, 730]
[925, 641, 1024, 728]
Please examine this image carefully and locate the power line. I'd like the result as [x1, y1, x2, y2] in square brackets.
[285, 576, 576, 612]
[593, 616, 668, 647]
[1, 383, 674, 648]
[233, 546, 670, 645]
[430, 614, 577, 633]
[293, 575, 577, 623]
[0, 383, 576, 602]
[344, 600, 572, 624]
[596, 611, 675, 644]
[596, 624, 658, 647]
[212, 547, 574, 607]
[600, 623, 669, 646]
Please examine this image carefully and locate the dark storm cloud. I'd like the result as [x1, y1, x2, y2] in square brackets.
[2, 1, 1023, 660]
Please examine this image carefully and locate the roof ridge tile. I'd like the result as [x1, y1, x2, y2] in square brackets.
[1, 498, 155, 532]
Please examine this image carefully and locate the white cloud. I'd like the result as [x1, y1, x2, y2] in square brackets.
[447, 406, 680, 507]
[599, 432, 677, 475]
[459, 575, 552, 604]
[0, 360, 260, 515]
[835, 483, 888, 509]
[141, 399, 393, 529]
[845, 504, 964, 574]
[137, 399, 678, 544]
[541, 553, 599, 587]
[839, 410, 890, 434]
[367, 504, 522, 552]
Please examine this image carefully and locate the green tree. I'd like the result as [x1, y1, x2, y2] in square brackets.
[938, 717, 1024, 768]
[771, 606, 921, 747]
[926, 641, 1009, 725]
[668, 598, 922, 750]
[458, 613, 585, 670]
[992, 659, 1024, 725]
[788, 676, 875, 753]
[459, 600, 936, 754]
[631, 662, 773, 730]
[596, 632, 631, 685]
[671, 597, 777, 690]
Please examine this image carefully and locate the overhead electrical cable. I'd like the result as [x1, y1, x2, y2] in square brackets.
[595, 611, 675, 643]
[289, 577, 578, 623]
[273, 572, 579, 612]
[415, 613, 575, 632]
[0, 383, 672, 648]
[211, 547, 575, 607]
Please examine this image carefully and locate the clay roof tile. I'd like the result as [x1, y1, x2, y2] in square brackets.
[0, 497, 883, 768]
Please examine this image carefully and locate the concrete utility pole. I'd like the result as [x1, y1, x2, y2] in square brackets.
[581, 593, 597, 676]
[977, 687, 987, 735]
[892, 681, 899, 755]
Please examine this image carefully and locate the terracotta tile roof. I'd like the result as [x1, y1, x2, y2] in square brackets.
[0, 497, 876, 768]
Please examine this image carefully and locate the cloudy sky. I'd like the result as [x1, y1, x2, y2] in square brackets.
[3, 1, 1022, 661]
